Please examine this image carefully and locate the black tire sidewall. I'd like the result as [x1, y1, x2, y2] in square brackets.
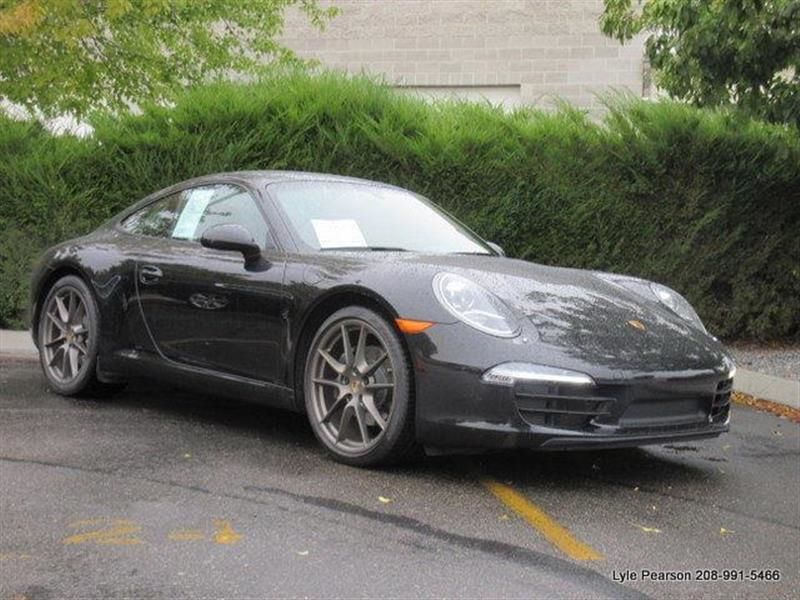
[304, 306, 414, 466]
[38, 275, 101, 396]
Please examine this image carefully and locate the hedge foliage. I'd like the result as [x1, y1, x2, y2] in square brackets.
[1, 72, 799, 340]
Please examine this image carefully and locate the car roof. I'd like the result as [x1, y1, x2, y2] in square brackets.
[177, 170, 403, 190]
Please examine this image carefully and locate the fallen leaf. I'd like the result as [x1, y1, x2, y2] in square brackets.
[719, 527, 734, 536]
[378, 496, 392, 504]
[296, 550, 309, 556]
[722, 444, 731, 451]
[634, 524, 662, 534]
[183, 453, 191, 458]
[498, 514, 510, 521]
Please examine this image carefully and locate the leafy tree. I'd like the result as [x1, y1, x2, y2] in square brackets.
[0, 0, 338, 117]
[600, 0, 800, 126]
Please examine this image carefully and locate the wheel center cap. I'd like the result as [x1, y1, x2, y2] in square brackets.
[350, 380, 363, 393]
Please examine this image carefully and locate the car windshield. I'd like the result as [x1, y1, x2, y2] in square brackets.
[270, 180, 491, 254]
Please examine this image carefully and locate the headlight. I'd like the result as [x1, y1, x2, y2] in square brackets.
[649, 282, 706, 332]
[433, 272, 519, 338]
[596, 273, 707, 332]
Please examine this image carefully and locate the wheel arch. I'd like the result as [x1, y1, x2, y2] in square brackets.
[290, 286, 413, 413]
[31, 264, 93, 347]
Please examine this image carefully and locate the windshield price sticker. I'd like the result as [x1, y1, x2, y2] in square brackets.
[311, 218, 367, 249]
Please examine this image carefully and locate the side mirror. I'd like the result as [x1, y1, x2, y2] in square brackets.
[201, 224, 261, 265]
[486, 241, 505, 257]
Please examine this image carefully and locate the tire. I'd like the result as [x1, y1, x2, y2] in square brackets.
[37, 275, 121, 398]
[303, 306, 417, 467]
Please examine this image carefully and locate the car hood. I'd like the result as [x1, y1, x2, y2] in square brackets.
[385, 253, 730, 375]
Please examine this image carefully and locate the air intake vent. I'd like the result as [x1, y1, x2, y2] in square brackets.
[515, 392, 615, 430]
[711, 378, 733, 423]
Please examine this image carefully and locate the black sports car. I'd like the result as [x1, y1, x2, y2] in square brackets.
[30, 171, 735, 465]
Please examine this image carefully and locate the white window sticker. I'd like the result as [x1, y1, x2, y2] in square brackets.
[311, 219, 367, 249]
[172, 188, 215, 239]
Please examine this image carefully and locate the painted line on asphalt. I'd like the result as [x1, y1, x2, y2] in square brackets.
[481, 478, 603, 561]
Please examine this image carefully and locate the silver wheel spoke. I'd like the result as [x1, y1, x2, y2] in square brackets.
[73, 340, 88, 356]
[336, 404, 355, 443]
[321, 395, 347, 424]
[353, 399, 370, 445]
[61, 345, 70, 377]
[67, 292, 78, 322]
[68, 346, 80, 376]
[73, 302, 86, 325]
[354, 325, 368, 372]
[340, 324, 353, 368]
[54, 295, 70, 323]
[45, 336, 66, 348]
[362, 352, 388, 377]
[362, 394, 387, 431]
[365, 382, 393, 391]
[318, 349, 345, 374]
[48, 346, 64, 367]
[312, 377, 342, 389]
[47, 312, 67, 332]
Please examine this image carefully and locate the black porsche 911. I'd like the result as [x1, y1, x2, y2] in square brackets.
[30, 171, 735, 465]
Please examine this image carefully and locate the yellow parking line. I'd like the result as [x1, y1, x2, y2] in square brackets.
[481, 478, 603, 561]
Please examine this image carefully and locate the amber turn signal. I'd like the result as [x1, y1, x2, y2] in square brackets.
[395, 318, 434, 334]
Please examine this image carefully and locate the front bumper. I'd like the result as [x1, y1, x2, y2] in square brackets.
[408, 326, 732, 451]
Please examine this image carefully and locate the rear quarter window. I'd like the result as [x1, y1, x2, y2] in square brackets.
[120, 193, 183, 238]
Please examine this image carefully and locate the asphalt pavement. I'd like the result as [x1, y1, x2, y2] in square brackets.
[1, 357, 798, 599]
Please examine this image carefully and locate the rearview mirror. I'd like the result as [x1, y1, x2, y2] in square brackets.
[487, 241, 505, 257]
[200, 224, 262, 265]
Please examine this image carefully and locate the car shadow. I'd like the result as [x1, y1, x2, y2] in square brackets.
[93, 376, 716, 494]
[90, 376, 316, 446]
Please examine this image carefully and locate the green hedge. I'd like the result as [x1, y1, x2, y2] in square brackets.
[1, 72, 799, 340]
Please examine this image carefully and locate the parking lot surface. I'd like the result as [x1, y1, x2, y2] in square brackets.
[1, 358, 798, 599]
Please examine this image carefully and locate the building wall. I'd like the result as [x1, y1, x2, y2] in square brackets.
[280, 0, 646, 109]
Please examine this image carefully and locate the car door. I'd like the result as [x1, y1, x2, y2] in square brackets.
[131, 182, 288, 383]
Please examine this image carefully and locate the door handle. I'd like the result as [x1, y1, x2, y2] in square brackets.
[139, 265, 163, 285]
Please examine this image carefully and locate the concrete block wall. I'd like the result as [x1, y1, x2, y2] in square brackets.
[280, 0, 646, 110]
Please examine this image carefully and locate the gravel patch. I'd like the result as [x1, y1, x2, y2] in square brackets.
[726, 344, 800, 381]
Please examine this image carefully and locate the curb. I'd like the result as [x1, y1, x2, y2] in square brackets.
[0, 329, 37, 357]
[734, 369, 799, 410]
[1, 329, 798, 410]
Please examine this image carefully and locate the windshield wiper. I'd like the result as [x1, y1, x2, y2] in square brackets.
[321, 246, 410, 252]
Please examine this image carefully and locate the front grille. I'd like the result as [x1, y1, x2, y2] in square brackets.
[514, 375, 732, 434]
[711, 378, 733, 424]
[515, 391, 615, 429]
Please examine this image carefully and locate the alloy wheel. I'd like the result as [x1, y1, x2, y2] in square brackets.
[42, 287, 91, 383]
[307, 319, 396, 456]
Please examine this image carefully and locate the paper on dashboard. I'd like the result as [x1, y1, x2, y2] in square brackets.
[311, 219, 367, 248]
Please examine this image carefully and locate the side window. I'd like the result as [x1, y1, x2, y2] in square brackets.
[171, 185, 270, 248]
[120, 193, 182, 238]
